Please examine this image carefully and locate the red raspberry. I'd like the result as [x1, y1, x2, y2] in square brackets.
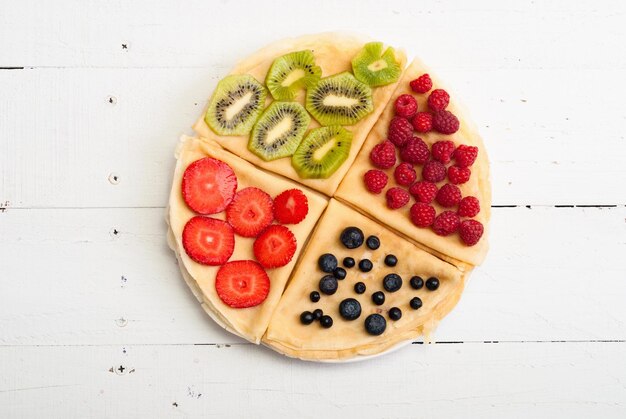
[394, 163, 417, 186]
[448, 165, 471, 184]
[432, 211, 460, 236]
[394, 94, 418, 118]
[363, 170, 388, 194]
[409, 203, 436, 227]
[409, 181, 438, 204]
[370, 140, 396, 169]
[432, 111, 460, 134]
[459, 219, 484, 246]
[410, 112, 433, 133]
[453, 145, 478, 167]
[422, 161, 447, 183]
[386, 187, 410, 209]
[427, 89, 450, 111]
[400, 137, 429, 164]
[431, 140, 456, 164]
[458, 196, 480, 218]
[388, 116, 414, 147]
[409, 74, 432, 94]
[436, 184, 462, 208]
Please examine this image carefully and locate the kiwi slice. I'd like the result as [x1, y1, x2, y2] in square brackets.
[352, 42, 401, 87]
[204, 74, 267, 136]
[248, 101, 311, 161]
[291, 126, 352, 179]
[265, 50, 322, 101]
[305, 72, 373, 126]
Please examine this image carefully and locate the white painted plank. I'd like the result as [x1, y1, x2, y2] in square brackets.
[1, 206, 624, 345]
[0, 342, 624, 418]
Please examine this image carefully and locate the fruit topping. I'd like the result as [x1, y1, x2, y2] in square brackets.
[225, 187, 273, 237]
[319, 275, 339, 295]
[340, 226, 365, 249]
[364, 313, 387, 335]
[388, 116, 413, 147]
[182, 157, 237, 215]
[354, 282, 366, 294]
[409, 74, 432, 94]
[459, 219, 484, 246]
[215, 260, 270, 308]
[448, 165, 471, 185]
[400, 137, 429, 164]
[365, 235, 380, 250]
[363, 169, 389, 194]
[205, 74, 267, 136]
[453, 145, 478, 168]
[427, 89, 450, 111]
[310, 291, 321, 303]
[358, 259, 373, 272]
[371, 291, 385, 306]
[410, 297, 423, 310]
[313, 309, 323, 320]
[273, 189, 309, 225]
[436, 184, 462, 208]
[182, 216, 235, 266]
[426, 277, 440, 291]
[300, 311, 315, 325]
[410, 112, 433, 133]
[253, 225, 297, 268]
[369, 140, 397, 169]
[320, 315, 334, 328]
[343, 257, 356, 268]
[318, 253, 338, 273]
[265, 50, 322, 101]
[383, 273, 402, 292]
[386, 187, 410, 209]
[339, 298, 362, 321]
[410, 276, 424, 290]
[432, 211, 460, 236]
[394, 162, 417, 186]
[409, 203, 436, 228]
[431, 140, 456, 164]
[292, 126, 352, 179]
[384, 254, 398, 267]
[388, 307, 402, 321]
[422, 160, 446, 183]
[394, 94, 418, 118]
[248, 101, 310, 161]
[409, 181, 438, 204]
[432, 110, 460, 134]
[351, 42, 401, 87]
[333, 267, 347, 280]
[458, 196, 481, 218]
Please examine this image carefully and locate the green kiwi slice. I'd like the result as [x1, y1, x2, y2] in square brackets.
[352, 42, 401, 87]
[248, 101, 311, 161]
[204, 74, 267, 136]
[291, 126, 352, 179]
[265, 50, 322, 101]
[305, 72, 373, 126]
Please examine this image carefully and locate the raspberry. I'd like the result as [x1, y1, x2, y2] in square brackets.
[409, 74, 432, 94]
[400, 137, 429, 164]
[394, 163, 417, 186]
[427, 89, 450, 111]
[388, 116, 414, 147]
[448, 165, 471, 184]
[459, 219, 484, 246]
[370, 140, 396, 169]
[363, 170, 388, 194]
[453, 145, 478, 167]
[436, 184, 462, 208]
[386, 187, 410, 209]
[409, 181, 438, 204]
[432, 110, 460, 134]
[431, 140, 456, 164]
[410, 112, 433, 133]
[458, 196, 480, 217]
[409, 203, 436, 227]
[394, 94, 418, 118]
[432, 211, 460, 236]
[422, 161, 447, 183]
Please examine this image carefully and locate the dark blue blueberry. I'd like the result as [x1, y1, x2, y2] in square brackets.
[313, 309, 323, 320]
[320, 315, 333, 328]
[410, 297, 423, 310]
[383, 273, 403, 292]
[354, 282, 366, 294]
[384, 254, 398, 267]
[426, 277, 440, 291]
[340, 226, 364, 249]
[343, 257, 356, 268]
[410, 276, 424, 290]
[358, 259, 373, 272]
[366, 235, 380, 250]
[309, 291, 320, 302]
[364, 314, 386, 335]
[388, 307, 402, 321]
[339, 298, 362, 321]
[300, 311, 314, 325]
[371, 291, 385, 305]
[319, 275, 338, 295]
[318, 253, 338, 273]
[333, 267, 347, 280]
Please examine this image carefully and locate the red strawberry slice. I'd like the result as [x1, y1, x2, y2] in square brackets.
[226, 187, 274, 237]
[182, 216, 234, 265]
[215, 260, 270, 308]
[253, 225, 297, 268]
[273, 189, 309, 225]
[182, 157, 238, 214]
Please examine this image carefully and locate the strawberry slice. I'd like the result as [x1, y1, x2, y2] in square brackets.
[253, 225, 297, 268]
[182, 216, 234, 265]
[226, 187, 274, 237]
[215, 260, 270, 308]
[273, 189, 309, 225]
[182, 157, 238, 215]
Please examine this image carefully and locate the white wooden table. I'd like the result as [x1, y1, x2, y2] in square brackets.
[1, 1, 625, 417]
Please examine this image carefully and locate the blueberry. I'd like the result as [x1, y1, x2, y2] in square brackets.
[333, 267, 347, 280]
[310, 291, 321, 302]
[410, 276, 424, 290]
[354, 282, 366, 294]
[319, 275, 338, 295]
[371, 291, 385, 305]
[364, 314, 386, 335]
[366, 235, 380, 250]
[426, 277, 440, 291]
[339, 298, 362, 321]
[300, 311, 314, 325]
[320, 315, 333, 328]
[383, 273, 403, 292]
[384, 254, 398, 267]
[343, 257, 356, 268]
[313, 308, 323, 320]
[340, 226, 364, 249]
[358, 259, 373, 272]
[410, 297, 423, 310]
[388, 307, 402, 321]
[318, 253, 338, 273]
